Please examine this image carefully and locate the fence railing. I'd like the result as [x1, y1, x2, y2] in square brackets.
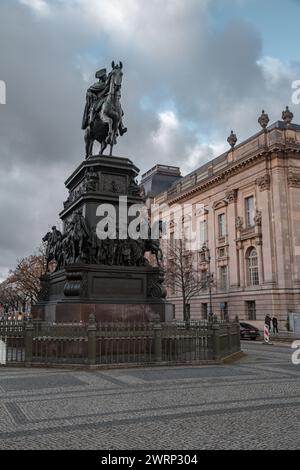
[0, 316, 240, 367]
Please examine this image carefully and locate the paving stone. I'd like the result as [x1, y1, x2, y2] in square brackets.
[0, 343, 299, 450]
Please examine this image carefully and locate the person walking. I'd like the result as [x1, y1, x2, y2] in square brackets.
[265, 314, 271, 329]
[272, 316, 279, 334]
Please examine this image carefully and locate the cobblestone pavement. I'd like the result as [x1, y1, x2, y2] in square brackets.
[0, 342, 299, 450]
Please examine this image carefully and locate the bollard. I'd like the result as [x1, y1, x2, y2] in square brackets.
[264, 324, 270, 344]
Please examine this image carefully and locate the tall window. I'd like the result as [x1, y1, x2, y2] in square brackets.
[220, 265, 228, 290]
[199, 220, 207, 245]
[245, 196, 255, 227]
[218, 213, 226, 237]
[247, 248, 259, 286]
[246, 301, 256, 320]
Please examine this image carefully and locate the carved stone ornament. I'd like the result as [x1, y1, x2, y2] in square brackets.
[225, 189, 238, 204]
[258, 110, 270, 129]
[256, 174, 271, 191]
[254, 210, 262, 226]
[147, 269, 167, 299]
[288, 172, 300, 188]
[102, 174, 127, 193]
[227, 130, 237, 149]
[282, 106, 294, 126]
[235, 216, 243, 231]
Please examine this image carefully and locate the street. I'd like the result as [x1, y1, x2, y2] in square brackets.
[0, 342, 299, 450]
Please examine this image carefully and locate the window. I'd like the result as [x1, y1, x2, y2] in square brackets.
[199, 220, 207, 245]
[218, 213, 226, 237]
[246, 301, 256, 320]
[247, 248, 259, 286]
[201, 269, 208, 284]
[245, 196, 255, 227]
[219, 247, 225, 258]
[202, 303, 208, 320]
[220, 266, 228, 290]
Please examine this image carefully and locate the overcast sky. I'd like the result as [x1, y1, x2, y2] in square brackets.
[1, 0, 300, 281]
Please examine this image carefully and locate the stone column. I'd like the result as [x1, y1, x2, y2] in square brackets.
[226, 189, 239, 288]
[256, 239, 264, 285]
[237, 242, 245, 288]
[255, 174, 274, 285]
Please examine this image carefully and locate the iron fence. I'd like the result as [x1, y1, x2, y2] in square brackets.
[0, 319, 25, 364]
[0, 316, 240, 367]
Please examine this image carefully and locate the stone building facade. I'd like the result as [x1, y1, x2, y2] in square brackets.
[141, 118, 300, 330]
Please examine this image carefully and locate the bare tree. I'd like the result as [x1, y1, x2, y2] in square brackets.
[163, 239, 206, 321]
[0, 277, 25, 312]
[9, 255, 46, 305]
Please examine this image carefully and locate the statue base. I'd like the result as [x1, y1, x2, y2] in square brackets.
[32, 264, 174, 323]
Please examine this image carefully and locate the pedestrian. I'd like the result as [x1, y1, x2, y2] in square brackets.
[272, 316, 279, 334]
[264, 314, 271, 329]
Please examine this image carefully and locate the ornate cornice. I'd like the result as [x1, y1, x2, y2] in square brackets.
[165, 150, 268, 205]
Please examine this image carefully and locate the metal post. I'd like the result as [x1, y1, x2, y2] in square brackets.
[25, 318, 34, 365]
[153, 320, 162, 363]
[88, 313, 97, 366]
[206, 247, 214, 319]
[212, 323, 221, 360]
[227, 323, 232, 354]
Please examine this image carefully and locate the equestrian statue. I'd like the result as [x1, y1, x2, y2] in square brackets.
[82, 61, 127, 158]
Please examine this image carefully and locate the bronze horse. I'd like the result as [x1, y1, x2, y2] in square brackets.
[84, 62, 126, 158]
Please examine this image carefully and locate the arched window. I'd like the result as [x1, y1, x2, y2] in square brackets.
[247, 248, 259, 286]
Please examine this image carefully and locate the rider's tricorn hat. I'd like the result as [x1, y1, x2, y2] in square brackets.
[95, 68, 106, 79]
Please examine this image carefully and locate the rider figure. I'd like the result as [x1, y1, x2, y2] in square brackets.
[82, 65, 127, 137]
[81, 68, 108, 130]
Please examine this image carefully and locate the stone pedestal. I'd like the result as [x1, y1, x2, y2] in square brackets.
[32, 264, 174, 323]
[33, 153, 174, 323]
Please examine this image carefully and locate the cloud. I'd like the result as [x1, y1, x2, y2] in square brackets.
[1, 0, 300, 280]
[19, 0, 50, 16]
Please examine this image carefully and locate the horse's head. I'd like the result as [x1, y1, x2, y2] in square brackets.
[111, 61, 123, 89]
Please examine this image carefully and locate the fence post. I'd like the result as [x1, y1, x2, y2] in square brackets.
[25, 318, 34, 365]
[235, 316, 241, 351]
[212, 323, 221, 360]
[227, 323, 232, 354]
[88, 313, 97, 366]
[153, 319, 162, 363]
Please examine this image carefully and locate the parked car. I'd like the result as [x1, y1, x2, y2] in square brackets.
[240, 322, 260, 341]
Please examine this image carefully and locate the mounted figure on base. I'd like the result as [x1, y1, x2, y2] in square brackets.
[82, 61, 127, 158]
